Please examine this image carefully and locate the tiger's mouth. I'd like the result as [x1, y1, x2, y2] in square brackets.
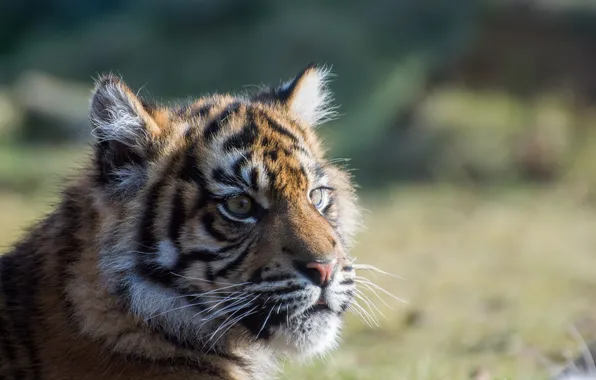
[302, 303, 332, 316]
[264, 300, 344, 358]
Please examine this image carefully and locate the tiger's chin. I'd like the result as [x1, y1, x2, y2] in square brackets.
[267, 308, 342, 359]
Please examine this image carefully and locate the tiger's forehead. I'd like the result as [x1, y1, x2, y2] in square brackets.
[173, 98, 327, 201]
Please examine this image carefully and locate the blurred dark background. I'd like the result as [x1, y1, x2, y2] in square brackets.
[2, 0, 596, 187]
[2, 1, 596, 378]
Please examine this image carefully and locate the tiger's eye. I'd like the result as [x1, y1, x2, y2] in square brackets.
[309, 188, 327, 209]
[225, 195, 254, 218]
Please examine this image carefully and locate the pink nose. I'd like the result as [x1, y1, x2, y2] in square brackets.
[305, 260, 336, 286]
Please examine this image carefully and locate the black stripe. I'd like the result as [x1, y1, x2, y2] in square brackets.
[273, 165, 307, 192]
[212, 168, 238, 188]
[203, 104, 239, 141]
[193, 189, 211, 213]
[94, 140, 147, 188]
[342, 265, 353, 272]
[263, 150, 278, 162]
[56, 196, 84, 325]
[321, 201, 333, 216]
[249, 167, 259, 191]
[231, 154, 253, 188]
[313, 163, 326, 180]
[215, 244, 252, 278]
[339, 300, 350, 313]
[254, 275, 294, 284]
[263, 167, 277, 189]
[182, 294, 206, 308]
[178, 145, 212, 214]
[248, 268, 263, 283]
[239, 307, 275, 340]
[266, 118, 300, 143]
[123, 353, 233, 379]
[136, 157, 182, 286]
[178, 249, 225, 265]
[168, 187, 185, 250]
[136, 260, 177, 288]
[294, 165, 309, 191]
[291, 144, 310, 156]
[201, 213, 234, 243]
[180, 147, 204, 184]
[0, 305, 17, 379]
[339, 279, 354, 286]
[222, 122, 259, 152]
[216, 241, 245, 253]
[1, 252, 42, 380]
[0, 255, 24, 379]
[138, 183, 161, 252]
[191, 103, 212, 118]
[206, 265, 215, 283]
[142, 244, 240, 288]
[172, 240, 244, 276]
[16, 253, 43, 380]
[138, 150, 183, 252]
[203, 119, 222, 141]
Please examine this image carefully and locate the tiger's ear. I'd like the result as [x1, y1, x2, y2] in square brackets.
[275, 64, 336, 126]
[89, 75, 162, 196]
[90, 74, 162, 149]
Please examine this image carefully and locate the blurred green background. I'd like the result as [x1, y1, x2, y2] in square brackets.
[2, 0, 596, 378]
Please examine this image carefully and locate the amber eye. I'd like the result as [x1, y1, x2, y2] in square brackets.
[309, 188, 329, 210]
[224, 195, 254, 218]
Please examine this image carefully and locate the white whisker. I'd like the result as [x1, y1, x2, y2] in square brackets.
[356, 280, 394, 310]
[206, 306, 259, 353]
[355, 276, 408, 304]
[352, 296, 380, 327]
[195, 295, 255, 324]
[354, 288, 385, 320]
[570, 325, 596, 375]
[257, 303, 277, 338]
[348, 302, 375, 328]
[352, 263, 404, 279]
[146, 302, 200, 320]
[203, 293, 249, 314]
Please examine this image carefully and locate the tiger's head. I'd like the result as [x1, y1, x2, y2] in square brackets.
[88, 65, 360, 359]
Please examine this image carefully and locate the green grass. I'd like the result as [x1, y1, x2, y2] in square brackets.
[1, 146, 595, 379]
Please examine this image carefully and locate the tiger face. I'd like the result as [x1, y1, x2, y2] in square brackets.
[89, 65, 359, 358]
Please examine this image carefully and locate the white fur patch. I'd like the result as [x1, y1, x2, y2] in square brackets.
[283, 66, 337, 126]
[155, 240, 180, 269]
[89, 78, 147, 148]
[269, 313, 341, 358]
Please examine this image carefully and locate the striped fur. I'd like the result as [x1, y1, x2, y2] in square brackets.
[0, 65, 360, 380]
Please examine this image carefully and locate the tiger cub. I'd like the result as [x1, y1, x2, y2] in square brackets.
[0, 65, 360, 380]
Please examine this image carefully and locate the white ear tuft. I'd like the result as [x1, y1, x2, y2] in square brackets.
[89, 75, 161, 198]
[89, 74, 159, 148]
[278, 64, 337, 126]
